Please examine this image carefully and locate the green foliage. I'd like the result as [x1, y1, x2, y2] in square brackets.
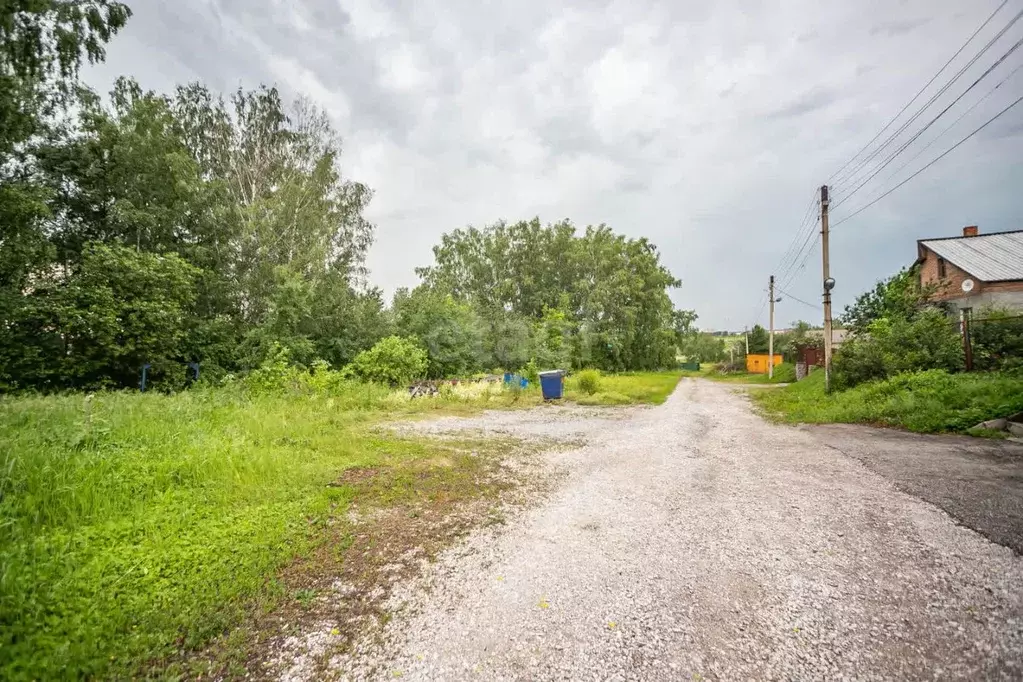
[521, 358, 540, 384]
[971, 307, 1023, 372]
[347, 336, 428, 386]
[3, 74, 380, 392]
[417, 219, 682, 372]
[0, 380, 483, 679]
[755, 369, 1023, 433]
[840, 267, 935, 334]
[392, 287, 483, 378]
[531, 303, 573, 370]
[485, 311, 531, 371]
[679, 333, 726, 363]
[574, 369, 602, 395]
[833, 308, 963, 389]
[747, 325, 769, 354]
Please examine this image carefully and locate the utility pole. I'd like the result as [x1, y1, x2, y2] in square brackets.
[821, 185, 834, 393]
[744, 327, 749, 355]
[768, 275, 775, 379]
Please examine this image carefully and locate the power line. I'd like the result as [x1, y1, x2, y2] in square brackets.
[863, 62, 1023, 209]
[834, 35, 1023, 210]
[780, 215, 821, 291]
[832, 93, 1023, 229]
[827, 0, 1009, 185]
[832, 5, 1023, 190]
[748, 191, 816, 328]
[775, 196, 820, 284]
[777, 287, 822, 311]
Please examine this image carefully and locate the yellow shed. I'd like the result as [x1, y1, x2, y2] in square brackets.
[746, 354, 783, 374]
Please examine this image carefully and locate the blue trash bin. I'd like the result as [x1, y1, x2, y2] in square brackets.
[539, 370, 565, 400]
[503, 372, 513, 384]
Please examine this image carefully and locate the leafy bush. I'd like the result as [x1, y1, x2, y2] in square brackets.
[347, 336, 428, 386]
[972, 307, 1023, 372]
[833, 308, 963, 389]
[574, 369, 602, 395]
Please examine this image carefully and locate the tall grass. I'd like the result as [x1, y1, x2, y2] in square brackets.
[752, 369, 1023, 433]
[0, 381, 523, 679]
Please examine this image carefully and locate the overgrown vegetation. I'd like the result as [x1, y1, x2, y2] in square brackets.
[753, 369, 1023, 434]
[756, 266, 1023, 433]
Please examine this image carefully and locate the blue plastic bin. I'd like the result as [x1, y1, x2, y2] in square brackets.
[539, 370, 565, 400]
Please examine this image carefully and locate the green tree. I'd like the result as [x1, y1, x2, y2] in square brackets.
[840, 267, 936, 334]
[747, 325, 769, 354]
[392, 287, 483, 378]
[679, 333, 726, 363]
[418, 218, 681, 372]
[347, 335, 428, 386]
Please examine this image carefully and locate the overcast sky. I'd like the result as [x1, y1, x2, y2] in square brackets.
[85, 0, 1023, 330]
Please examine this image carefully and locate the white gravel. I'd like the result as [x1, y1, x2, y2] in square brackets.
[323, 379, 1023, 680]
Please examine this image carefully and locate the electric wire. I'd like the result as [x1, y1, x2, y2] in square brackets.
[826, 0, 1009, 185]
[832, 5, 1022, 191]
[834, 35, 1023, 210]
[832, 93, 1023, 229]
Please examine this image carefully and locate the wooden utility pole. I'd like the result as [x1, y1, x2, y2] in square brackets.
[821, 185, 833, 392]
[768, 275, 775, 379]
[961, 309, 974, 371]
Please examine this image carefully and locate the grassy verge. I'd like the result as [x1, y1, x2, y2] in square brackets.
[565, 371, 683, 405]
[0, 383, 538, 679]
[752, 369, 1023, 433]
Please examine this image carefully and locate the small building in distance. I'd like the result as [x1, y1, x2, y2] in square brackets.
[915, 226, 1023, 313]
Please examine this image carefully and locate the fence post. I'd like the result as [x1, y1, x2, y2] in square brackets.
[961, 310, 974, 371]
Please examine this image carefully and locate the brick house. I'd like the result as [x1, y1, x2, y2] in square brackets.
[915, 226, 1023, 313]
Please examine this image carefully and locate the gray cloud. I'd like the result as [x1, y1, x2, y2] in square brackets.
[85, 0, 1022, 330]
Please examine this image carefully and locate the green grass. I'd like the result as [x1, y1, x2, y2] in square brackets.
[0, 382, 537, 680]
[0, 372, 681, 679]
[752, 369, 1023, 433]
[565, 371, 682, 405]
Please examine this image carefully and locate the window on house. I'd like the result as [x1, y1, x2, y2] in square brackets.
[937, 257, 946, 278]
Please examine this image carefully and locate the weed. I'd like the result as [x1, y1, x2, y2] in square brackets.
[574, 369, 602, 395]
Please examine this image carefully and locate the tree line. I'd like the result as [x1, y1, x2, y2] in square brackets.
[1, 2, 694, 392]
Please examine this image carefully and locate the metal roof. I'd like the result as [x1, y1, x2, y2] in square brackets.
[919, 231, 1023, 282]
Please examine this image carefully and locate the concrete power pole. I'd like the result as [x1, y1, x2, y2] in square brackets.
[768, 275, 775, 379]
[821, 185, 834, 393]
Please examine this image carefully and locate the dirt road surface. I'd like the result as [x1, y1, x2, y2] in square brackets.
[318, 379, 1023, 680]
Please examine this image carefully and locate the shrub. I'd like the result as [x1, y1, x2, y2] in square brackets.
[522, 358, 539, 385]
[347, 336, 428, 386]
[575, 369, 602, 395]
[972, 307, 1023, 372]
[833, 307, 963, 389]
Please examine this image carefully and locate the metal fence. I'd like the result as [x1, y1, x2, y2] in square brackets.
[962, 314, 1023, 371]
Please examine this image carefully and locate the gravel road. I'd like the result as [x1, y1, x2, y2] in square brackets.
[330, 379, 1023, 680]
